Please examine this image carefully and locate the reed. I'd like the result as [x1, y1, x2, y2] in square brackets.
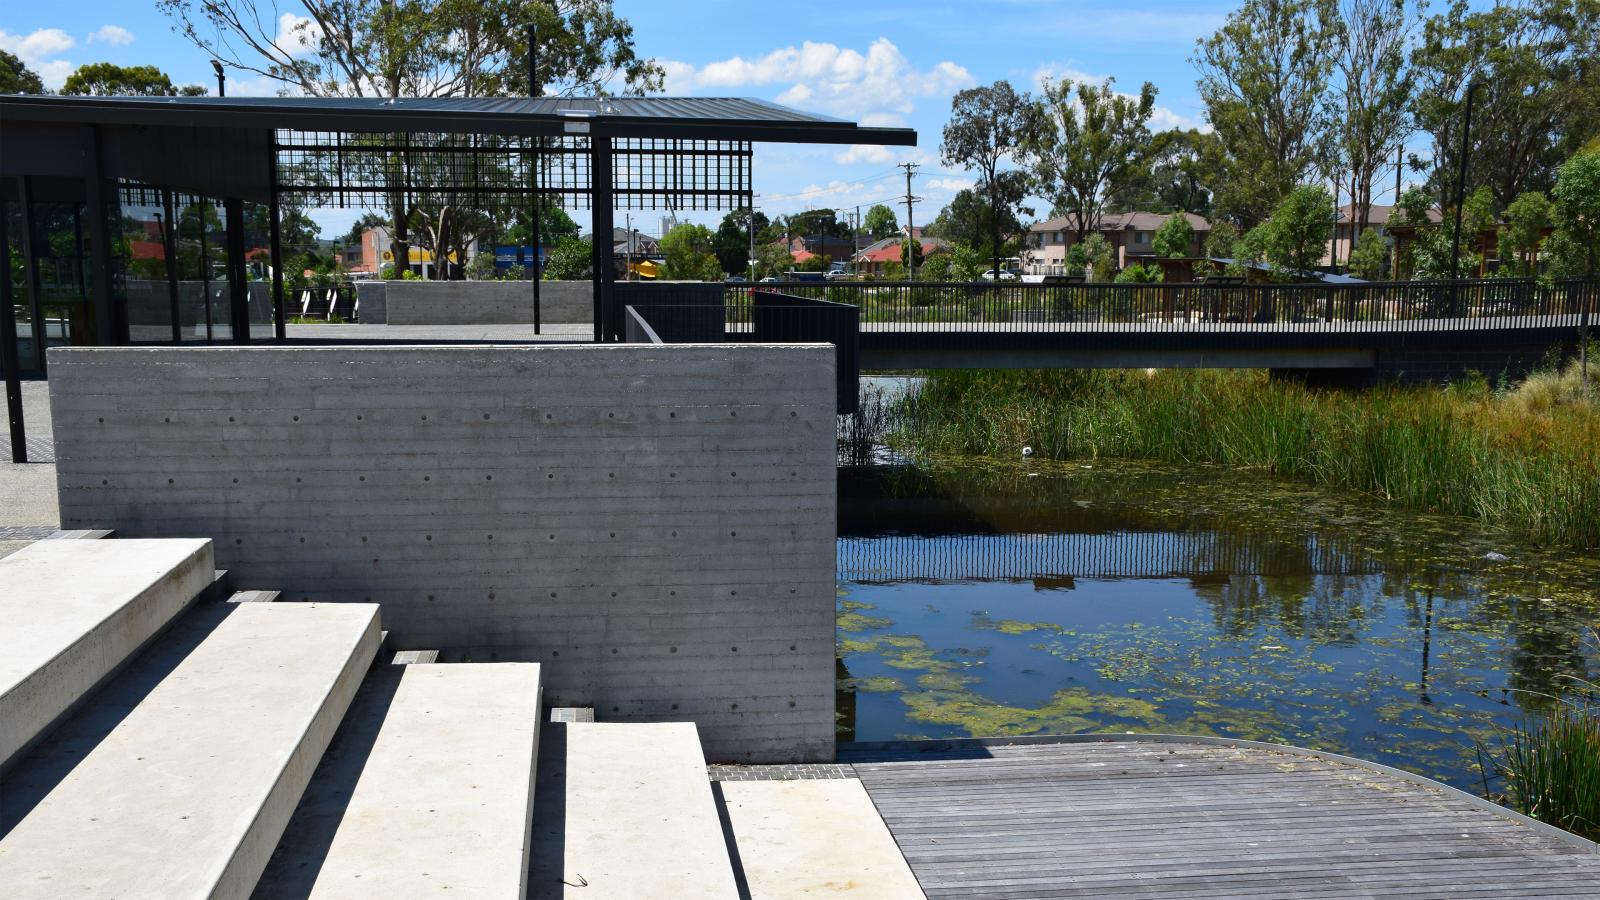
[1489, 698, 1600, 840]
[887, 348, 1600, 549]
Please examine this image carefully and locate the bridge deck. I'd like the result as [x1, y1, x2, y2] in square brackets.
[838, 738, 1600, 899]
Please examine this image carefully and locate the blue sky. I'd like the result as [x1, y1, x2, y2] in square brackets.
[4, 1, 1255, 237]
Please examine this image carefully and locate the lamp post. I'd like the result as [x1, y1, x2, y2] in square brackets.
[1448, 81, 1479, 284]
[212, 60, 225, 97]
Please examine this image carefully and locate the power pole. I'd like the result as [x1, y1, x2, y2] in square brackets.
[853, 205, 860, 273]
[747, 196, 760, 282]
[1449, 81, 1479, 284]
[899, 162, 920, 280]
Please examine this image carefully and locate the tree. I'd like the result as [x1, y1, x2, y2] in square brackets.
[504, 201, 580, 246]
[925, 189, 1023, 255]
[1411, 0, 1600, 210]
[659, 223, 722, 281]
[713, 208, 769, 276]
[750, 242, 793, 280]
[1194, 0, 1338, 226]
[342, 212, 390, 243]
[1081, 233, 1115, 282]
[1550, 150, 1600, 275]
[1024, 76, 1158, 244]
[1262, 185, 1336, 274]
[1064, 242, 1089, 276]
[1205, 220, 1241, 260]
[543, 235, 591, 280]
[1107, 128, 1225, 216]
[941, 80, 1035, 280]
[901, 237, 923, 270]
[1347, 228, 1388, 279]
[159, 0, 662, 278]
[1331, 0, 1419, 240]
[863, 204, 898, 240]
[1115, 262, 1163, 283]
[0, 50, 44, 94]
[62, 62, 208, 96]
[1152, 213, 1195, 258]
[1499, 191, 1552, 275]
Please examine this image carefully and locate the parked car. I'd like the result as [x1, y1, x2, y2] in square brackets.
[759, 276, 778, 283]
[981, 269, 1020, 282]
[725, 275, 747, 283]
[823, 269, 855, 281]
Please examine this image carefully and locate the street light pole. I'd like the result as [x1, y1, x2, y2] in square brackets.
[212, 60, 225, 97]
[1449, 81, 1479, 284]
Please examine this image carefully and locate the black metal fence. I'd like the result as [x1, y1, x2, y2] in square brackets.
[723, 278, 1599, 333]
[626, 294, 861, 414]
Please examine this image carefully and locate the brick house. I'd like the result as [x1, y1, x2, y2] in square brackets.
[1025, 212, 1210, 274]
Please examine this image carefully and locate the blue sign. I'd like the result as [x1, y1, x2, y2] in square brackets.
[494, 246, 547, 267]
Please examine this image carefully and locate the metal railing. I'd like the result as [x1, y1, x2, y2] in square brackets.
[723, 278, 1599, 333]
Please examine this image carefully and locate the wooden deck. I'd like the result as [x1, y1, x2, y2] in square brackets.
[839, 738, 1600, 899]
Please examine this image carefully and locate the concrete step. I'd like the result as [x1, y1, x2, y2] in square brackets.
[256, 662, 543, 898]
[0, 601, 381, 899]
[529, 722, 739, 900]
[716, 778, 926, 899]
[0, 537, 215, 768]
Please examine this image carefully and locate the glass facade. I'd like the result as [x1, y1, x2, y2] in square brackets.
[2, 177, 284, 372]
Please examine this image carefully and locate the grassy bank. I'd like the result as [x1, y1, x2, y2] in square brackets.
[886, 350, 1600, 550]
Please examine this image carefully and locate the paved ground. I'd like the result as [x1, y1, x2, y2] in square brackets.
[2, 380, 60, 557]
[286, 323, 591, 342]
[839, 739, 1600, 899]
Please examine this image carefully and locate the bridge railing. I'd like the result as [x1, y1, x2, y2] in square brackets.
[724, 277, 1598, 332]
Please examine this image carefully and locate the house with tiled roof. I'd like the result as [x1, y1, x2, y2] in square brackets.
[1323, 203, 1444, 268]
[1026, 212, 1210, 274]
[851, 228, 952, 276]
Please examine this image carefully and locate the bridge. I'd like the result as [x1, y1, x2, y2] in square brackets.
[626, 276, 1597, 411]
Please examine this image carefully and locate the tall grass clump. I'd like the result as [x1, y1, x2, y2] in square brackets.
[890, 345, 1600, 549]
[1487, 700, 1600, 840]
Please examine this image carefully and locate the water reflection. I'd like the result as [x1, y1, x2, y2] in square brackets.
[836, 461, 1600, 789]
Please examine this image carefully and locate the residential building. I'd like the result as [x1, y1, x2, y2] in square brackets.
[1025, 212, 1211, 274]
[1323, 203, 1443, 268]
[851, 228, 952, 276]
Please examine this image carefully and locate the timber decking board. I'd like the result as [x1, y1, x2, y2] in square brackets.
[842, 741, 1600, 900]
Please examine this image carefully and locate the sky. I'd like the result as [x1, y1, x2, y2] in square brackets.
[3, 0, 1301, 239]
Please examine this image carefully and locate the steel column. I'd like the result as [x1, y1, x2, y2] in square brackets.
[224, 198, 249, 343]
[268, 139, 286, 341]
[590, 135, 615, 342]
[1, 192, 27, 462]
[162, 189, 182, 343]
[17, 177, 46, 371]
[81, 126, 123, 345]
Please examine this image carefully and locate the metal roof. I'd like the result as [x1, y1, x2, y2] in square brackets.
[0, 94, 917, 145]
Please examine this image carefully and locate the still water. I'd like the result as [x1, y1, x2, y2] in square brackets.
[835, 460, 1600, 790]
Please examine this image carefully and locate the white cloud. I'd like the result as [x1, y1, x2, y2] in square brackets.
[925, 177, 976, 193]
[834, 144, 897, 166]
[661, 38, 973, 127]
[0, 28, 76, 89]
[88, 25, 134, 46]
[274, 13, 322, 58]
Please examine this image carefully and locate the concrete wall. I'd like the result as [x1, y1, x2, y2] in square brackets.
[48, 345, 838, 763]
[353, 281, 386, 324]
[385, 281, 593, 325]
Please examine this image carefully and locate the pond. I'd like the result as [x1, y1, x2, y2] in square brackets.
[835, 460, 1600, 791]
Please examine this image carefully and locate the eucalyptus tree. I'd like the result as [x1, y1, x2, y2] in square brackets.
[1106, 128, 1225, 218]
[158, 0, 663, 275]
[1023, 77, 1158, 244]
[1193, 0, 1339, 226]
[0, 50, 44, 94]
[1331, 0, 1420, 239]
[1410, 0, 1600, 209]
[941, 81, 1035, 279]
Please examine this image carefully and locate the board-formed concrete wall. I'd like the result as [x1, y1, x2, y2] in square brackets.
[49, 345, 838, 763]
[384, 280, 592, 325]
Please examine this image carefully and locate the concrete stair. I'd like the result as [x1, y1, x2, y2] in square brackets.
[530, 722, 740, 899]
[0, 537, 216, 768]
[717, 779, 927, 899]
[0, 601, 381, 898]
[256, 661, 543, 898]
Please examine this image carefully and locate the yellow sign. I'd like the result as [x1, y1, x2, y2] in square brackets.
[381, 247, 457, 263]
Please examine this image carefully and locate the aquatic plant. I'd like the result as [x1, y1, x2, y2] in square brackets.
[1488, 698, 1600, 840]
[884, 350, 1600, 549]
